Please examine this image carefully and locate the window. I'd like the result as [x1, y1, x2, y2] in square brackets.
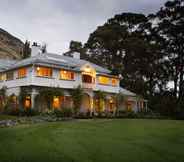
[98, 76, 110, 85]
[82, 74, 93, 83]
[111, 78, 118, 86]
[53, 96, 60, 109]
[60, 70, 74, 80]
[24, 96, 31, 109]
[6, 71, 14, 81]
[18, 68, 27, 78]
[0, 73, 6, 81]
[36, 66, 52, 78]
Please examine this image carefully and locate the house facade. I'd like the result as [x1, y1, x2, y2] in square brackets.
[0, 44, 147, 114]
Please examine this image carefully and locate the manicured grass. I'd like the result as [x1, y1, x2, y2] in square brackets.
[0, 119, 184, 162]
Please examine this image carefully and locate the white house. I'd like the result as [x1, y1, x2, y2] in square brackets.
[0, 43, 147, 113]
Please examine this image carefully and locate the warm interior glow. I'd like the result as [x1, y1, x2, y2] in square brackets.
[53, 96, 60, 109]
[18, 68, 27, 78]
[127, 101, 133, 112]
[0, 73, 6, 81]
[25, 96, 31, 108]
[84, 66, 91, 73]
[112, 78, 118, 86]
[36, 66, 52, 77]
[60, 70, 74, 80]
[81, 65, 96, 78]
[98, 76, 110, 85]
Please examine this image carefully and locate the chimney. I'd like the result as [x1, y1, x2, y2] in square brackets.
[72, 52, 80, 59]
[31, 42, 41, 57]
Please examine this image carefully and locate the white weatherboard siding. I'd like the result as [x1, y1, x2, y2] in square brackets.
[0, 65, 120, 93]
[0, 47, 147, 112]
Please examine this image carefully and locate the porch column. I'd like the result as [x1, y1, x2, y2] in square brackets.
[90, 97, 94, 116]
[145, 101, 148, 112]
[31, 89, 38, 109]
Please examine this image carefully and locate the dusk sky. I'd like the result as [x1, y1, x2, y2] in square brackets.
[0, 0, 167, 53]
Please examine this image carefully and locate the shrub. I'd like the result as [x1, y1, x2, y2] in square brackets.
[75, 111, 92, 119]
[54, 108, 73, 118]
[21, 109, 40, 116]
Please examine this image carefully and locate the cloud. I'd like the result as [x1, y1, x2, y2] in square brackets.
[0, 0, 167, 53]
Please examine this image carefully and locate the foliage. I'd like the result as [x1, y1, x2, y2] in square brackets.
[69, 40, 83, 52]
[154, 0, 184, 101]
[3, 94, 19, 115]
[94, 90, 106, 113]
[70, 0, 184, 116]
[18, 87, 29, 109]
[115, 92, 124, 111]
[37, 88, 64, 109]
[0, 86, 7, 111]
[148, 91, 177, 117]
[54, 108, 73, 118]
[21, 109, 39, 116]
[70, 86, 83, 115]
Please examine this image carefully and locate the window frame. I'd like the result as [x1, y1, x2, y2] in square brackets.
[0, 73, 6, 82]
[17, 68, 27, 79]
[98, 76, 110, 85]
[60, 70, 75, 81]
[6, 71, 14, 81]
[111, 78, 118, 86]
[36, 66, 53, 78]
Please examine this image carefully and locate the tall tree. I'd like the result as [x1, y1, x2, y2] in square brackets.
[154, 0, 184, 101]
[69, 40, 83, 52]
[85, 13, 166, 98]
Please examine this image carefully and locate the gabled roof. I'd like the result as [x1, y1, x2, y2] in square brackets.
[0, 53, 111, 74]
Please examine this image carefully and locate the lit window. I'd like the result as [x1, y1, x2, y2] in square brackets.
[98, 76, 110, 85]
[60, 70, 74, 80]
[0, 73, 6, 81]
[36, 66, 52, 77]
[24, 96, 31, 109]
[18, 68, 27, 78]
[53, 96, 60, 109]
[112, 78, 118, 86]
[6, 71, 14, 81]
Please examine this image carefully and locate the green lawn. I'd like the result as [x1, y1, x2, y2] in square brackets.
[0, 119, 184, 162]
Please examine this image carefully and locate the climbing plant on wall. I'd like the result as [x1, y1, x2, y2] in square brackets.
[36, 87, 64, 110]
[94, 90, 106, 113]
[0, 86, 7, 111]
[70, 86, 84, 115]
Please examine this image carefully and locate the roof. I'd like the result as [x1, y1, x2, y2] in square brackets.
[0, 59, 17, 71]
[0, 53, 111, 74]
[119, 87, 137, 97]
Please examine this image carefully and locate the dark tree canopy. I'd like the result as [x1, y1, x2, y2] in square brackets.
[67, 0, 184, 116]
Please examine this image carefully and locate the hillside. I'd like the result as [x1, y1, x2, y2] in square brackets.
[0, 28, 24, 59]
